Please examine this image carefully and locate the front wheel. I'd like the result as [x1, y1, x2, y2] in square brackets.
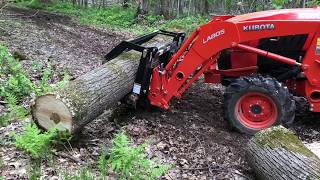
[224, 75, 295, 135]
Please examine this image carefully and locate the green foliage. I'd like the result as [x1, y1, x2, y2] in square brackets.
[105, 132, 171, 180]
[0, 45, 69, 126]
[0, 157, 4, 169]
[308, 0, 320, 6]
[0, 45, 32, 126]
[36, 67, 53, 95]
[28, 160, 41, 180]
[34, 65, 70, 96]
[42, 3, 137, 28]
[0, 45, 34, 100]
[63, 168, 95, 180]
[81, 6, 136, 28]
[0, 93, 29, 127]
[271, 0, 289, 8]
[0, 116, 8, 127]
[225, 0, 233, 13]
[14, 124, 59, 158]
[98, 149, 108, 178]
[17, 1, 207, 34]
[160, 16, 208, 34]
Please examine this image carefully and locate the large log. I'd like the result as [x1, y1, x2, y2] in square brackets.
[32, 35, 172, 133]
[246, 126, 320, 180]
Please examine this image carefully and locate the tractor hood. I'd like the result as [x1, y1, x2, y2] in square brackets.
[228, 7, 320, 22]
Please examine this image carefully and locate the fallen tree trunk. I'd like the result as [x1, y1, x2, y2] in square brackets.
[246, 126, 320, 180]
[32, 35, 172, 133]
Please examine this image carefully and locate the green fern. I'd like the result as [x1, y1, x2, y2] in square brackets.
[0, 114, 10, 127]
[0, 92, 28, 126]
[53, 72, 70, 92]
[63, 168, 95, 180]
[105, 132, 172, 180]
[5, 92, 18, 106]
[0, 45, 69, 126]
[14, 124, 58, 158]
[98, 149, 109, 178]
[28, 160, 41, 180]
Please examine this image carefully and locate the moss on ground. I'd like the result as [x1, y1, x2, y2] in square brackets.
[255, 126, 317, 158]
[115, 51, 142, 62]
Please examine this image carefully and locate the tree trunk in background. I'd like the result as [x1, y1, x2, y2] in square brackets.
[204, 0, 209, 16]
[136, 0, 148, 16]
[32, 36, 172, 134]
[188, 0, 192, 16]
[122, 0, 129, 8]
[246, 126, 320, 180]
[177, 0, 184, 18]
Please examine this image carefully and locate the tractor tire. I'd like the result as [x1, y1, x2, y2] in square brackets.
[224, 75, 295, 135]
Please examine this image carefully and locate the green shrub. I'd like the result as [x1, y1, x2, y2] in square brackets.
[14, 124, 58, 158]
[271, 0, 289, 8]
[105, 132, 171, 180]
[161, 16, 208, 34]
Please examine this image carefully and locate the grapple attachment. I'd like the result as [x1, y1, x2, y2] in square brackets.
[104, 30, 186, 107]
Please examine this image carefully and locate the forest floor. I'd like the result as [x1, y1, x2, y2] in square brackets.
[0, 6, 320, 180]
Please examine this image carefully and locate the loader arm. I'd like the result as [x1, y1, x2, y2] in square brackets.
[148, 21, 240, 108]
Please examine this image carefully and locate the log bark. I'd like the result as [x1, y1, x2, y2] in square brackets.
[32, 35, 172, 134]
[246, 126, 320, 180]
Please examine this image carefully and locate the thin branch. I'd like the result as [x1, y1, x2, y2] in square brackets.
[23, 10, 39, 18]
[53, 151, 82, 164]
[0, 101, 7, 105]
[0, 3, 8, 15]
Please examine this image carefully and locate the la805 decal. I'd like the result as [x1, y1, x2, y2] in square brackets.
[203, 29, 225, 44]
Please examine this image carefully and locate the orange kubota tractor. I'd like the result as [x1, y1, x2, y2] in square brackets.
[105, 8, 320, 134]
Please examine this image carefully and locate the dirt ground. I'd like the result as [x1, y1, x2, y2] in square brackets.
[0, 6, 319, 180]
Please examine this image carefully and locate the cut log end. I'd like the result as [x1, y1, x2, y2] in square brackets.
[32, 94, 73, 132]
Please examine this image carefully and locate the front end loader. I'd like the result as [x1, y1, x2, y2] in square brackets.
[105, 8, 320, 134]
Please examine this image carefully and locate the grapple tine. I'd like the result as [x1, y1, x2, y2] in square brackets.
[103, 30, 186, 64]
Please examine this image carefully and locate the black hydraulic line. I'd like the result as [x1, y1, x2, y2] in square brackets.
[276, 66, 301, 81]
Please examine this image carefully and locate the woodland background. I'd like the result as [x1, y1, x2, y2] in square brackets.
[66, 0, 319, 18]
[1, 0, 320, 179]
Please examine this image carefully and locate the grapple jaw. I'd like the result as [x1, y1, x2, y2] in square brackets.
[104, 30, 185, 63]
[104, 30, 186, 108]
